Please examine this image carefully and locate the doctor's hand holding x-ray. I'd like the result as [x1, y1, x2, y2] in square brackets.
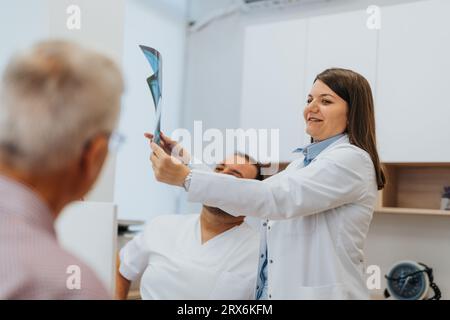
[148, 68, 386, 300]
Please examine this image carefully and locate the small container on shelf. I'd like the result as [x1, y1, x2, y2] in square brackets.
[376, 163, 450, 216]
[441, 186, 450, 211]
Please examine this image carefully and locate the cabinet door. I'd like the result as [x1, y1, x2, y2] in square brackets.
[376, 0, 450, 162]
[240, 20, 308, 163]
[305, 10, 378, 96]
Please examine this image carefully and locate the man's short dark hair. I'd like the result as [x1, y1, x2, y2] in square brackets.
[233, 152, 264, 181]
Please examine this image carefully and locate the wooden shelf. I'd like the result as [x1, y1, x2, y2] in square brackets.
[375, 207, 450, 216]
[376, 163, 450, 216]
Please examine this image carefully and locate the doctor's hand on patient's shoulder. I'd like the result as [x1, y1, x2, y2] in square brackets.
[145, 132, 191, 165]
[150, 141, 191, 187]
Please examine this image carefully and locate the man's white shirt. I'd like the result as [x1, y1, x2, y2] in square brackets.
[120, 214, 260, 300]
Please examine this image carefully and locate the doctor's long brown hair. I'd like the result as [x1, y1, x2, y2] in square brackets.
[315, 68, 386, 190]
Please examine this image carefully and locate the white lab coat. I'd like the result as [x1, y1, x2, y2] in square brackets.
[187, 135, 378, 299]
[120, 214, 259, 300]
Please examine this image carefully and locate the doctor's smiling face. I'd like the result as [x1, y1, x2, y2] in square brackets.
[304, 79, 349, 142]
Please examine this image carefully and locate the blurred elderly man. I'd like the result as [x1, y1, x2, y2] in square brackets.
[0, 41, 123, 299]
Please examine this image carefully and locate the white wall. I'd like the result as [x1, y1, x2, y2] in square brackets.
[48, 0, 124, 64]
[114, 0, 187, 221]
[48, 0, 125, 203]
[366, 213, 450, 299]
[0, 0, 125, 203]
[240, 19, 309, 163]
[0, 0, 49, 73]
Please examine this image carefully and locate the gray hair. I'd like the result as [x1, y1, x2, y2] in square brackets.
[0, 40, 124, 172]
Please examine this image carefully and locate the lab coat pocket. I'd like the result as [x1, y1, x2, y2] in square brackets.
[296, 283, 348, 300]
[209, 271, 254, 300]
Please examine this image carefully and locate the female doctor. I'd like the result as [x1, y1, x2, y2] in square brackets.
[148, 68, 386, 300]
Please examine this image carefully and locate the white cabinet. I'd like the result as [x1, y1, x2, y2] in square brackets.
[304, 10, 378, 97]
[240, 0, 450, 164]
[240, 20, 308, 163]
[240, 11, 379, 162]
[376, 0, 450, 162]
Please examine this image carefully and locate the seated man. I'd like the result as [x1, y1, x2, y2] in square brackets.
[0, 41, 124, 299]
[116, 152, 263, 300]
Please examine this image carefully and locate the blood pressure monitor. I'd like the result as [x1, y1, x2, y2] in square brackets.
[384, 261, 441, 300]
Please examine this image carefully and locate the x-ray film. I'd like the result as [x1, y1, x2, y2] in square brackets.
[140, 45, 162, 145]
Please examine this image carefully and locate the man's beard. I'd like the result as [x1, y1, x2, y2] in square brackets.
[203, 205, 234, 218]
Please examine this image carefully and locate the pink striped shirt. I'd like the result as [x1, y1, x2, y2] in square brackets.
[0, 175, 109, 300]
